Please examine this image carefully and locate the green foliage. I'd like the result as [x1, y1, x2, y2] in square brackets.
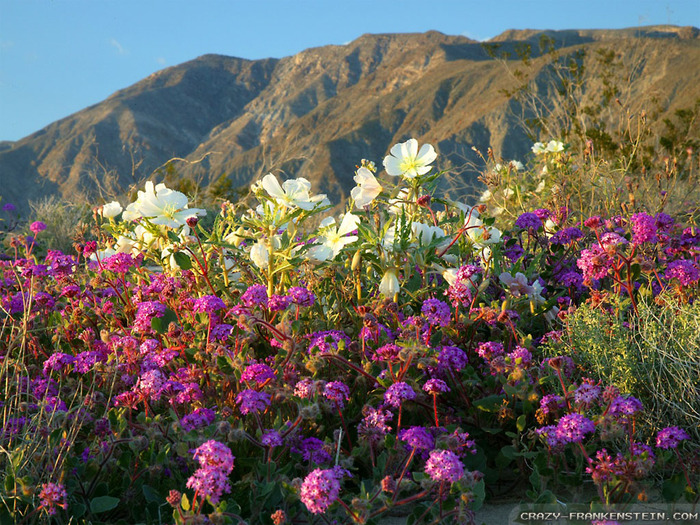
[541, 294, 700, 442]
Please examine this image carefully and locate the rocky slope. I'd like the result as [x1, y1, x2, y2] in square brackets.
[1, 26, 698, 212]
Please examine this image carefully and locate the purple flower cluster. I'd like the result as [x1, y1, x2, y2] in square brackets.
[655, 426, 690, 449]
[398, 426, 435, 450]
[38, 482, 67, 516]
[554, 413, 596, 443]
[288, 286, 315, 307]
[236, 389, 271, 415]
[323, 381, 350, 408]
[424, 449, 465, 483]
[240, 284, 268, 308]
[180, 408, 216, 432]
[240, 363, 275, 386]
[186, 440, 234, 505]
[193, 295, 226, 314]
[300, 467, 343, 514]
[631, 212, 657, 244]
[515, 212, 543, 231]
[384, 382, 416, 408]
[421, 298, 451, 327]
[664, 259, 700, 286]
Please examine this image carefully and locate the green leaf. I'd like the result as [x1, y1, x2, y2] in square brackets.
[72, 503, 86, 519]
[142, 485, 163, 504]
[516, 414, 527, 432]
[181, 493, 191, 511]
[172, 251, 192, 270]
[90, 496, 120, 514]
[472, 394, 505, 413]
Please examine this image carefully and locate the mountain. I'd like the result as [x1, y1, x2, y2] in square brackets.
[1, 26, 699, 213]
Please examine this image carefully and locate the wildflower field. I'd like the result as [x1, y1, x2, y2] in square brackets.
[0, 134, 698, 525]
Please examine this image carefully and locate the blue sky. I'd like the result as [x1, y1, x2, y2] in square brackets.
[1, 0, 698, 141]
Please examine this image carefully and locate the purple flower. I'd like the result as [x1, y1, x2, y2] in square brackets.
[102, 252, 136, 274]
[423, 378, 450, 395]
[296, 437, 332, 464]
[29, 221, 47, 234]
[38, 482, 67, 516]
[424, 449, 465, 483]
[192, 440, 235, 473]
[236, 389, 270, 415]
[357, 406, 393, 443]
[384, 382, 416, 408]
[261, 429, 283, 448]
[631, 212, 657, 244]
[550, 227, 583, 245]
[288, 286, 315, 307]
[398, 426, 435, 450]
[656, 426, 690, 449]
[438, 346, 468, 371]
[608, 395, 643, 419]
[323, 381, 350, 408]
[477, 341, 504, 360]
[373, 343, 402, 362]
[574, 381, 600, 406]
[294, 378, 318, 399]
[539, 394, 564, 415]
[665, 259, 700, 286]
[193, 295, 226, 314]
[515, 212, 543, 231]
[2, 203, 16, 213]
[186, 467, 231, 505]
[210, 323, 234, 341]
[268, 294, 292, 312]
[180, 408, 216, 432]
[536, 425, 565, 449]
[240, 363, 275, 386]
[421, 298, 451, 327]
[307, 330, 351, 354]
[240, 284, 268, 308]
[300, 468, 342, 514]
[577, 244, 611, 281]
[555, 413, 596, 443]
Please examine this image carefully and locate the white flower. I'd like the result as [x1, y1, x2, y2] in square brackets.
[509, 160, 524, 171]
[388, 188, 410, 215]
[535, 180, 546, 193]
[546, 140, 564, 153]
[351, 167, 383, 209]
[378, 268, 400, 298]
[101, 201, 123, 219]
[250, 239, 270, 269]
[531, 142, 546, 155]
[89, 247, 116, 263]
[459, 205, 501, 247]
[499, 272, 533, 298]
[383, 139, 437, 179]
[308, 213, 361, 261]
[261, 174, 325, 211]
[411, 221, 447, 247]
[123, 181, 206, 228]
[479, 189, 492, 203]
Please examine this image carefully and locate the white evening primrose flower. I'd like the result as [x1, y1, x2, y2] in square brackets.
[351, 167, 383, 209]
[308, 213, 361, 261]
[479, 189, 492, 203]
[261, 173, 319, 211]
[388, 188, 410, 215]
[499, 272, 533, 298]
[378, 268, 400, 298]
[509, 160, 524, 171]
[250, 239, 271, 269]
[101, 201, 123, 219]
[411, 221, 448, 248]
[383, 138, 437, 179]
[546, 140, 564, 153]
[124, 181, 206, 228]
[531, 142, 546, 155]
[535, 180, 546, 193]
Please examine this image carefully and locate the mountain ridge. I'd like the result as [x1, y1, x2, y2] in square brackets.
[1, 25, 699, 212]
